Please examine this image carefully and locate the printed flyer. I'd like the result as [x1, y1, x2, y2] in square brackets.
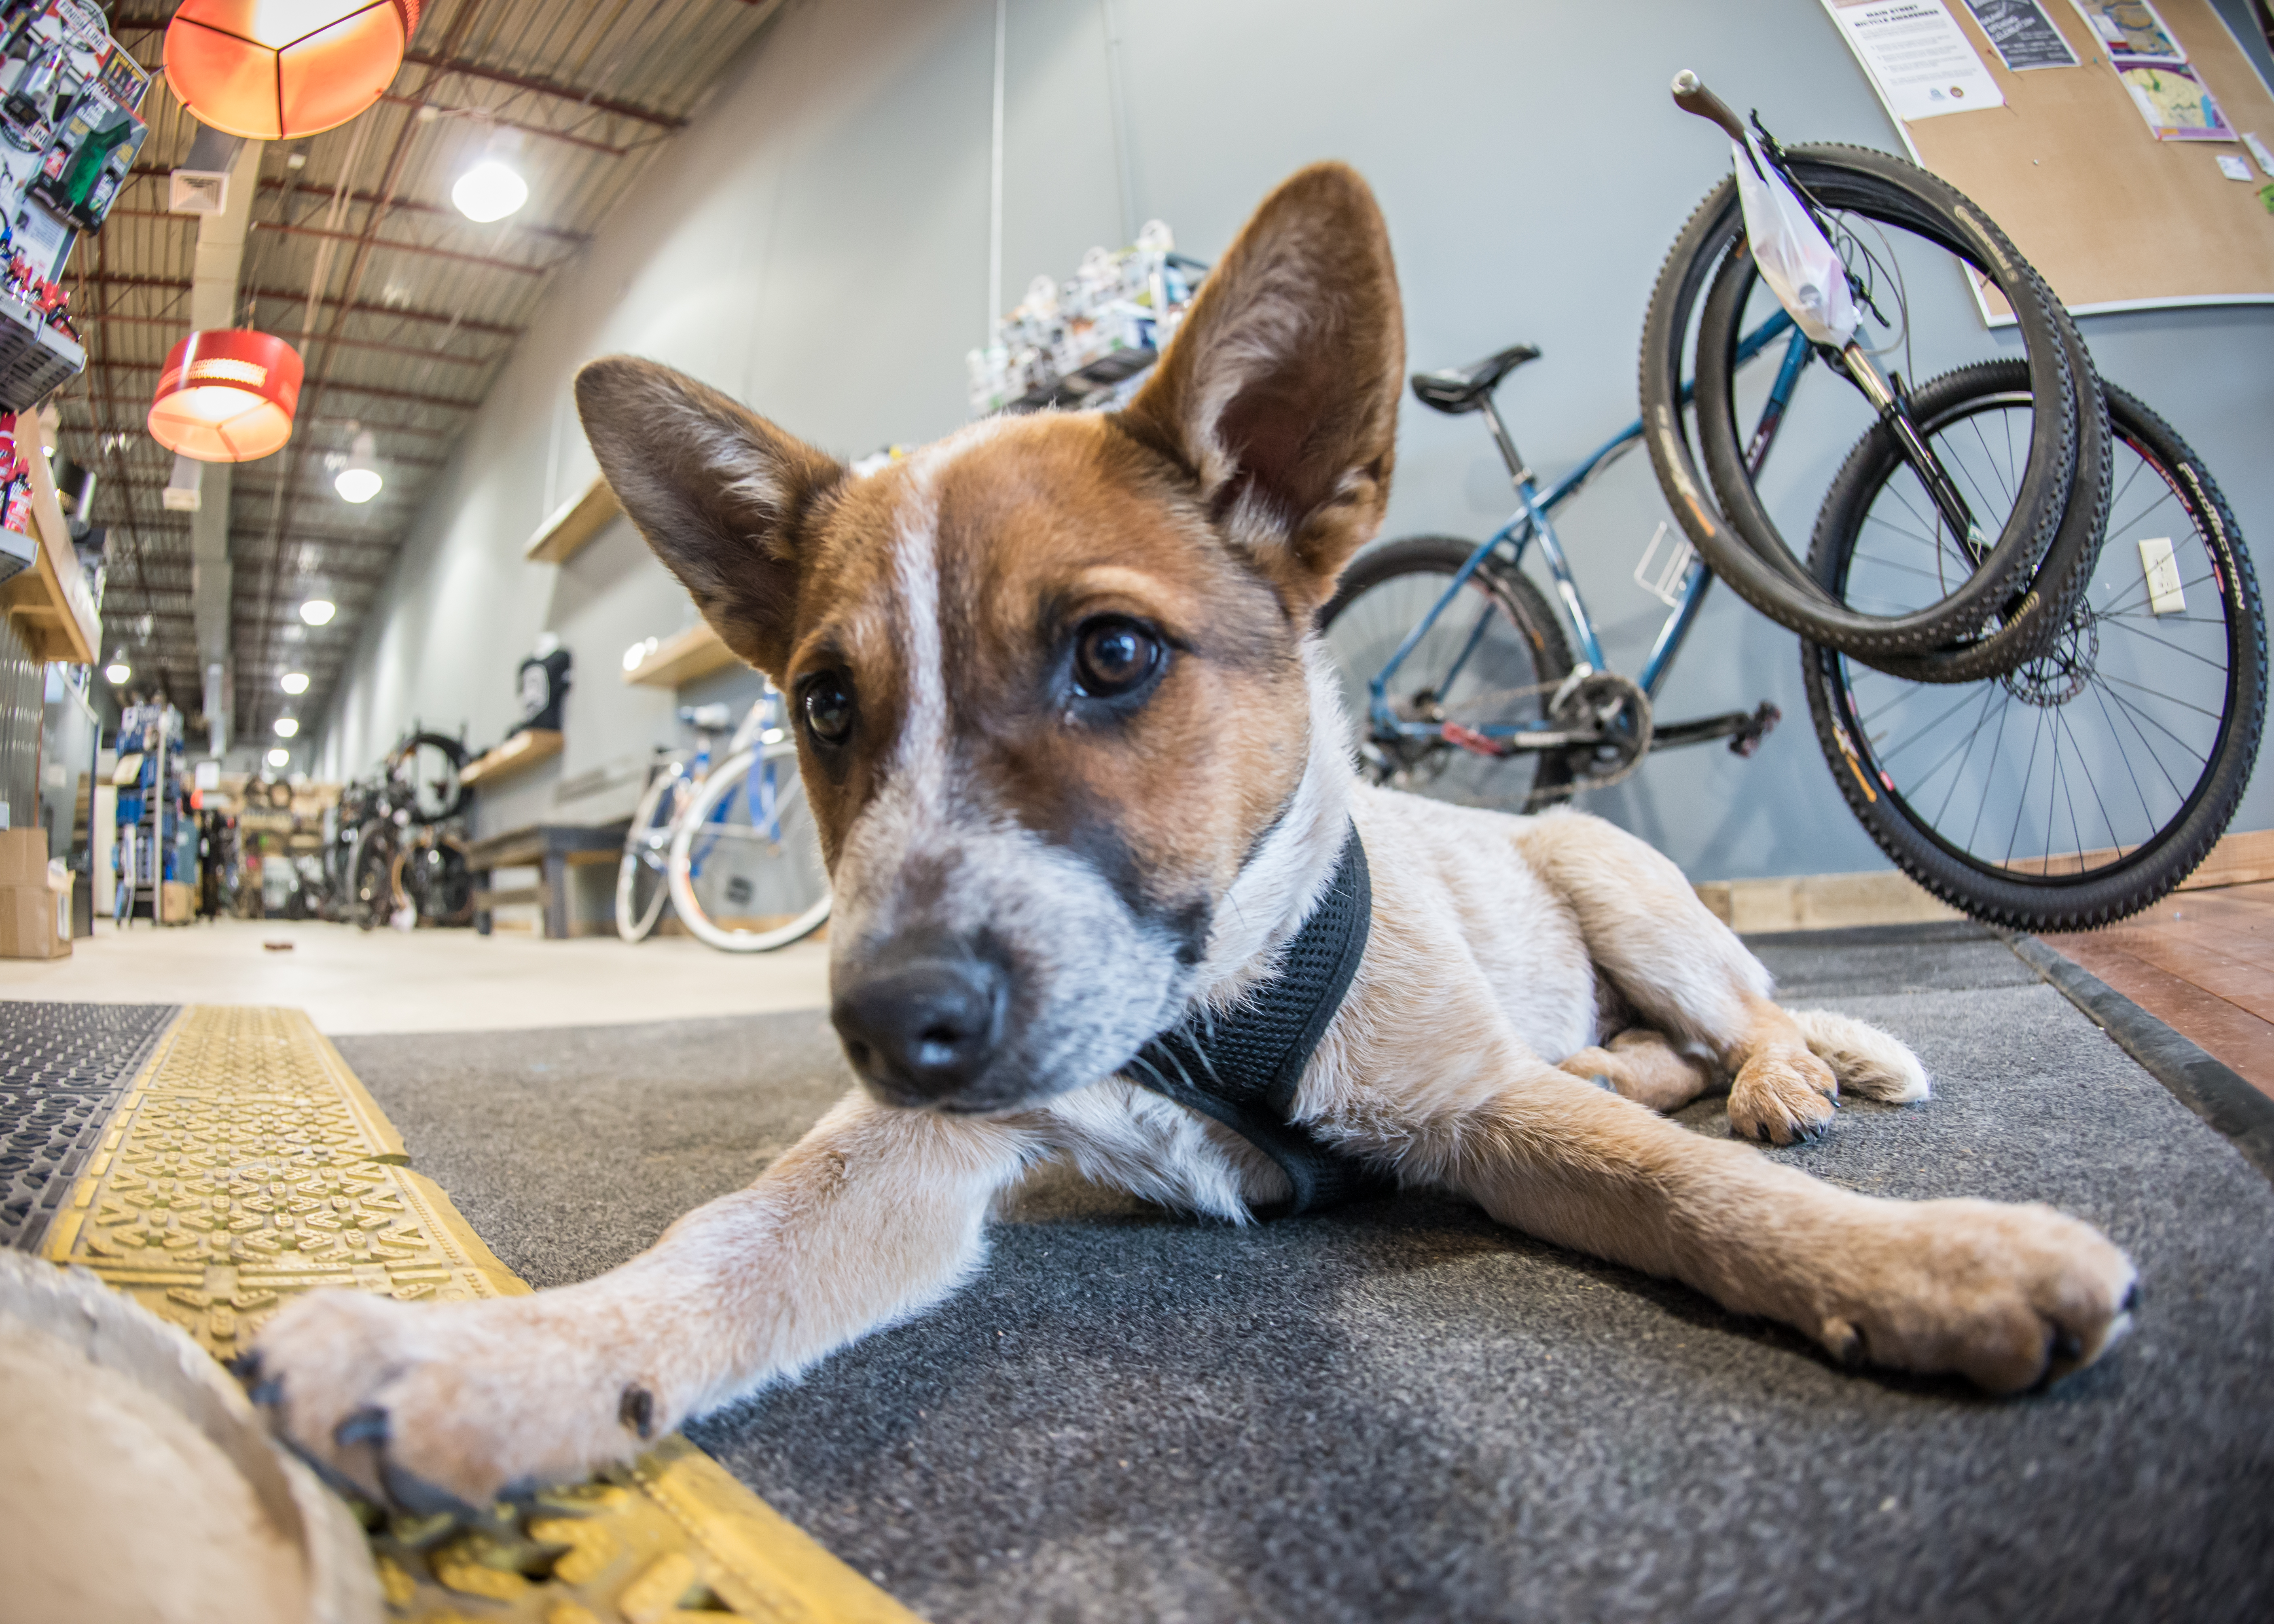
[1823, 0, 2007, 120]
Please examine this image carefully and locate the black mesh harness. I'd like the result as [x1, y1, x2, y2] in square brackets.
[1126, 823, 1387, 1216]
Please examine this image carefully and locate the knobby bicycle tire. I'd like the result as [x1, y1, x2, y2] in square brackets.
[666, 742, 832, 954]
[1641, 143, 2084, 657]
[1316, 535, 1576, 813]
[1801, 366, 2264, 930]
[1698, 238, 2110, 684]
[394, 731, 471, 826]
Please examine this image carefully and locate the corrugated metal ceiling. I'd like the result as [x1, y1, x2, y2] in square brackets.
[63, 0, 784, 751]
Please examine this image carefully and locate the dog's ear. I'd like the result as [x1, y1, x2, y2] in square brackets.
[1120, 162, 1403, 609]
[575, 357, 844, 679]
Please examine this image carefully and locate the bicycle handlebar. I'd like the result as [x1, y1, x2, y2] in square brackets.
[1670, 70, 1749, 144]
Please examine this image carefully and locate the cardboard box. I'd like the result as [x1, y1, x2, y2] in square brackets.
[0, 827, 47, 887]
[0, 882, 67, 959]
[161, 880, 195, 924]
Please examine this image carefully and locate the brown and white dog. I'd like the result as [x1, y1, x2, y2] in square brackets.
[250, 163, 2136, 1506]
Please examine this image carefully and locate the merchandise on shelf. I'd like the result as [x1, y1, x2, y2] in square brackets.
[967, 219, 1199, 416]
[0, 1, 142, 411]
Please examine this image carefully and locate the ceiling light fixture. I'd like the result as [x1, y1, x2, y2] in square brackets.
[104, 651, 131, 684]
[164, 1, 422, 142]
[280, 671, 310, 695]
[267, 746, 290, 767]
[148, 329, 305, 462]
[452, 156, 527, 223]
[274, 717, 299, 738]
[334, 428, 381, 503]
[299, 598, 335, 626]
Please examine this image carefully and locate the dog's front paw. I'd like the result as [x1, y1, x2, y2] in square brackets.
[1728, 1047, 1838, 1145]
[1817, 1199, 2138, 1394]
[245, 1290, 669, 1508]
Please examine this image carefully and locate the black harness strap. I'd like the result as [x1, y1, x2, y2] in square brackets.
[1128, 824, 1387, 1217]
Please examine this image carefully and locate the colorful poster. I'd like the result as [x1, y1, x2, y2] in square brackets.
[2119, 61, 2237, 139]
[2068, 0, 2186, 64]
[1962, 0, 2081, 70]
[2067, 0, 2239, 140]
[1823, 0, 2007, 121]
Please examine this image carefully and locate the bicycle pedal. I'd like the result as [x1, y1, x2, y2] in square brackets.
[1729, 702, 1782, 758]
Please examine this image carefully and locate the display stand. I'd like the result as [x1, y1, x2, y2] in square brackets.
[622, 621, 739, 688]
[523, 477, 620, 565]
[0, 418, 97, 664]
[460, 727, 563, 788]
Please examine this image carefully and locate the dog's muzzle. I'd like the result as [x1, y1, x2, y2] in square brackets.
[832, 936, 1009, 1108]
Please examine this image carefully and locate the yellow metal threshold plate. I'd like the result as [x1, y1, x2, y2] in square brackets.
[45, 1005, 920, 1624]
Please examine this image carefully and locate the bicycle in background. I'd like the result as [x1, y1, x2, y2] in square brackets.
[1320, 74, 2263, 930]
[618, 684, 830, 952]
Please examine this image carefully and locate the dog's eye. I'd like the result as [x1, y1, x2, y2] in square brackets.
[802, 674, 855, 743]
[1072, 617, 1161, 698]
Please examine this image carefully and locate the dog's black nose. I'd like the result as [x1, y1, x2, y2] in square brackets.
[833, 948, 1007, 1102]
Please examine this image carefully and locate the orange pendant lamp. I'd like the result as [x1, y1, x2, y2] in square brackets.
[164, 1, 422, 142]
[148, 330, 304, 463]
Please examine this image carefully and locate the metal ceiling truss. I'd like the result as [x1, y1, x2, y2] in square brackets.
[60, 0, 786, 746]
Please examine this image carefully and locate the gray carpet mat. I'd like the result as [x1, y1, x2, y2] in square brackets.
[0, 1002, 177, 1251]
[335, 925, 2274, 1624]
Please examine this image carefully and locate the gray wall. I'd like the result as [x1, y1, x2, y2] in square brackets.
[316, 0, 2274, 881]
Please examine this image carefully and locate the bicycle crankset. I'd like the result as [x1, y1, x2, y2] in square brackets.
[1552, 670, 1653, 789]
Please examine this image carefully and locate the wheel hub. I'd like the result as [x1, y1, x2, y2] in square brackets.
[2000, 604, 2098, 708]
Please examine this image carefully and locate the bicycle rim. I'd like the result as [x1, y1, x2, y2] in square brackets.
[616, 772, 682, 943]
[1804, 375, 2264, 928]
[1315, 535, 1574, 813]
[667, 745, 832, 952]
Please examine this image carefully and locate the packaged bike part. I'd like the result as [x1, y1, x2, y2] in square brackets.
[1729, 130, 1856, 348]
[514, 634, 571, 735]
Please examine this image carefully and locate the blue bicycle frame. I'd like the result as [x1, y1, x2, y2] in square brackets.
[1370, 312, 1810, 747]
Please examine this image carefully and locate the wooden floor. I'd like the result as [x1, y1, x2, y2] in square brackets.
[2044, 881, 2274, 1103]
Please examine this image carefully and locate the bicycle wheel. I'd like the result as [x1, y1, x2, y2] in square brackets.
[1699, 241, 2110, 684]
[1315, 535, 1575, 813]
[1802, 366, 2265, 929]
[402, 841, 475, 927]
[667, 743, 831, 952]
[616, 766, 686, 943]
[350, 830, 398, 931]
[397, 732, 469, 826]
[1641, 143, 2087, 658]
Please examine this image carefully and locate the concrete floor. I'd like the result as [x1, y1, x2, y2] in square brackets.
[0, 919, 830, 1034]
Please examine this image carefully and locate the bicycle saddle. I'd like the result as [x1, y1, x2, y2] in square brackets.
[1410, 344, 1541, 415]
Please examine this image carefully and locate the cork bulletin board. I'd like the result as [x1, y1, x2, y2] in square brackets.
[1847, 0, 2274, 317]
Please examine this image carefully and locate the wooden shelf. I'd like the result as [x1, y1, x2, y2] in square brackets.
[0, 425, 98, 664]
[523, 476, 621, 565]
[622, 620, 741, 688]
[461, 728, 563, 788]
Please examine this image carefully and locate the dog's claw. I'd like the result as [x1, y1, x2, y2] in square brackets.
[335, 1405, 390, 1448]
[1823, 1317, 1865, 1367]
[2122, 1280, 2142, 1315]
[619, 1383, 656, 1440]
[382, 1457, 487, 1523]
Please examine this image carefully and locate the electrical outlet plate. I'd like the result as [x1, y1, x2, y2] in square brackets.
[2138, 536, 2186, 615]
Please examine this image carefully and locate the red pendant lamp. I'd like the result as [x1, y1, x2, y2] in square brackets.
[164, 2, 422, 142]
[148, 330, 304, 463]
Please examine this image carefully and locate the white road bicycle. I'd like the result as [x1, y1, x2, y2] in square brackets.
[616, 690, 830, 952]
